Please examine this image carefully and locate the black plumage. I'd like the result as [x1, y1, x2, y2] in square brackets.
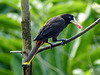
[33, 14, 74, 43]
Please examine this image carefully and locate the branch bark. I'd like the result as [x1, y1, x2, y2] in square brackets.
[37, 18, 100, 54]
[21, 0, 32, 75]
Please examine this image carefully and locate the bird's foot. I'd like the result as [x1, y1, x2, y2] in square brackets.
[47, 42, 54, 49]
[54, 39, 67, 45]
[50, 43, 54, 49]
[60, 39, 67, 45]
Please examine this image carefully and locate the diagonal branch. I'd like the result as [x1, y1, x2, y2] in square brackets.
[37, 18, 100, 54]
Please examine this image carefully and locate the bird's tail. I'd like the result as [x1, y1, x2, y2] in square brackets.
[23, 41, 44, 65]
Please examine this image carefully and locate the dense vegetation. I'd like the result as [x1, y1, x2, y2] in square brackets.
[0, 0, 100, 75]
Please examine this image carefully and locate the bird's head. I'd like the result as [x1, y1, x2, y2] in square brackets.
[61, 14, 82, 29]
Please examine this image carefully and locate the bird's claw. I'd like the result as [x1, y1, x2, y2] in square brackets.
[50, 43, 54, 49]
[47, 42, 54, 49]
[61, 39, 67, 45]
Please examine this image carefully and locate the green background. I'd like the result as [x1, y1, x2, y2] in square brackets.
[0, 0, 100, 75]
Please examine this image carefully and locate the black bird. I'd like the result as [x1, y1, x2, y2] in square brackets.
[24, 14, 82, 65]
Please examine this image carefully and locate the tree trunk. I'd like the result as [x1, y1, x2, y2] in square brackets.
[21, 0, 32, 75]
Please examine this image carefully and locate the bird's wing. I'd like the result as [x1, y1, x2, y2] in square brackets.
[33, 25, 55, 41]
[34, 17, 65, 41]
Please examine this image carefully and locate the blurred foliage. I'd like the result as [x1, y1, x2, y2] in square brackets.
[0, 0, 100, 75]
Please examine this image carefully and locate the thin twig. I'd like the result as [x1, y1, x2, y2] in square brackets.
[37, 18, 100, 54]
[10, 51, 22, 53]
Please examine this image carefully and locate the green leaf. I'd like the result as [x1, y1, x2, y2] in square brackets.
[48, 1, 87, 17]
[45, 0, 68, 3]
[0, 37, 22, 52]
[84, 69, 91, 75]
[0, 68, 14, 75]
[11, 53, 22, 75]
[0, 15, 20, 31]
[0, 0, 20, 10]
[0, 53, 11, 68]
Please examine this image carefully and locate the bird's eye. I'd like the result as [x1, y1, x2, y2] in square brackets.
[69, 16, 71, 19]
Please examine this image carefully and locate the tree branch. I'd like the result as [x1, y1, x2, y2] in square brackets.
[37, 18, 100, 54]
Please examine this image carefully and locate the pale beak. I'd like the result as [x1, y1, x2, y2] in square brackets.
[71, 17, 82, 29]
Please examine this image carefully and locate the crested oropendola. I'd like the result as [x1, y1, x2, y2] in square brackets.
[23, 14, 82, 65]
